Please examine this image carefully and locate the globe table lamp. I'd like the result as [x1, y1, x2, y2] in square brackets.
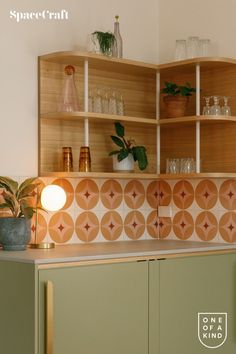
[31, 185, 66, 249]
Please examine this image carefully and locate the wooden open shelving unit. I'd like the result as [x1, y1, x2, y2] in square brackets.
[39, 52, 236, 178]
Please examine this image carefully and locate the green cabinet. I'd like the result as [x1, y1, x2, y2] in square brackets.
[38, 261, 149, 354]
[158, 254, 236, 354]
[1, 252, 236, 354]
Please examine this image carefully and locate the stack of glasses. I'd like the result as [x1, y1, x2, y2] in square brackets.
[166, 158, 196, 174]
[202, 96, 231, 116]
[88, 87, 125, 115]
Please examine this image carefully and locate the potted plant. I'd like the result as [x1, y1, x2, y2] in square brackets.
[109, 122, 148, 171]
[161, 81, 196, 118]
[0, 177, 40, 251]
[92, 31, 115, 56]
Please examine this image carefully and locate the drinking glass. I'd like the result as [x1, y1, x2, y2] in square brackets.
[101, 88, 109, 114]
[88, 89, 93, 112]
[211, 96, 221, 115]
[175, 40, 187, 61]
[93, 88, 102, 113]
[167, 158, 179, 174]
[187, 36, 199, 58]
[199, 39, 211, 57]
[221, 96, 231, 116]
[116, 92, 125, 115]
[108, 90, 117, 115]
[202, 97, 211, 115]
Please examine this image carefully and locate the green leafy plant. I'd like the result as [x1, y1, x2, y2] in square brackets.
[161, 81, 196, 96]
[0, 177, 41, 218]
[92, 31, 115, 55]
[109, 122, 148, 171]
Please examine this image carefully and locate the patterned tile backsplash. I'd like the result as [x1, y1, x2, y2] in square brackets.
[28, 177, 236, 244]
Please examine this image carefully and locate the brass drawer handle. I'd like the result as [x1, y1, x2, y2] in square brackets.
[45, 281, 54, 354]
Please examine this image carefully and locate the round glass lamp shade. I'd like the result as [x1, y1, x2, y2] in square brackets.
[41, 185, 66, 211]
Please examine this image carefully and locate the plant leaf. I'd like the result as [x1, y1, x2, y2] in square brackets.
[17, 183, 40, 200]
[2, 192, 18, 217]
[117, 149, 129, 161]
[110, 135, 125, 149]
[17, 177, 38, 197]
[20, 200, 35, 219]
[132, 146, 148, 171]
[114, 122, 125, 137]
[0, 176, 18, 194]
[0, 203, 9, 209]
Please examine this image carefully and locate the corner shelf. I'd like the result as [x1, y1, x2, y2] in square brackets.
[41, 112, 157, 125]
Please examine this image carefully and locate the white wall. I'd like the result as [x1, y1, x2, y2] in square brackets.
[0, 0, 159, 176]
[158, 0, 236, 63]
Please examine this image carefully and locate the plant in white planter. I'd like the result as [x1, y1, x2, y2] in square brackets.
[0, 177, 41, 251]
[109, 122, 148, 171]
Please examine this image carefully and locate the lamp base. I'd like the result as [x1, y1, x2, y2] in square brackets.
[30, 242, 55, 249]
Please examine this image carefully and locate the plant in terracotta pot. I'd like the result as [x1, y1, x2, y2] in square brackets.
[0, 177, 41, 251]
[109, 122, 148, 171]
[161, 81, 196, 118]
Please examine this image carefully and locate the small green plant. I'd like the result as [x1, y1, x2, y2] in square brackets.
[109, 122, 148, 171]
[161, 81, 196, 96]
[0, 177, 41, 218]
[92, 31, 115, 55]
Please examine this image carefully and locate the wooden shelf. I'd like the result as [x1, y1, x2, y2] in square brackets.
[40, 171, 159, 179]
[41, 113, 236, 126]
[159, 115, 236, 126]
[40, 171, 236, 179]
[41, 112, 157, 125]
[39, 51, 157, 75]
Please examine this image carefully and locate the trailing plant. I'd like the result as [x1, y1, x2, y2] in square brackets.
[161, 81, 196, 96]
[0, 177, 41, 218]
[92, 31, 115, 55]
[109, 122, 148, 171]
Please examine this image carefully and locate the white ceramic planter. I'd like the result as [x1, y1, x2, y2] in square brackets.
[112, 154, 134, 172]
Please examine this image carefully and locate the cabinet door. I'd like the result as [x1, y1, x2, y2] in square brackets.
[39, 261, 148, 354]
[159, 254, 236, 354]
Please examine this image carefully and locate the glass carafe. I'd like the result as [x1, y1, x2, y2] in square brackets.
[58, 65, 79, 112]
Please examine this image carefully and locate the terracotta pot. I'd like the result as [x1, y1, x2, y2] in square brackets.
[163, 96, 189, 118]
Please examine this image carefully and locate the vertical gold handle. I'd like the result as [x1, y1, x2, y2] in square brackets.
[45, 281, 54, 354]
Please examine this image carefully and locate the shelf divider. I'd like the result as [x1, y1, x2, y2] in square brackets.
[196, 63, 201, 173]
[84, 59, 89, 146]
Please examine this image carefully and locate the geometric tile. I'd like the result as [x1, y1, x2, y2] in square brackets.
[195, 180, 218, 210]
[173, 180, 194, 209]
[159, 181, 172, 206]
[219, 180, 236, 210]
[75, 211, 99, 242]
[158, 217, 172, 239]
[100, 179, 123, 209]
[75, 179, 99, 210]
[31, 212, 47, 243]
[124, 180, 145, 209]
[101, 211, 123, 241]
[146, 210, 159, 238]
[219, 211, 236, 242]
[146, 181, 159, 208]
[124, 211, 145, 240]
[195, 211, 218, 241]
[173, 210, 194, 239]
[53, 178, 74, 209]
[48, 211, 74, 243]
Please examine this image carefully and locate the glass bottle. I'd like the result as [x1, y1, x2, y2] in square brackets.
[112, 15, 123, 58]
[58, 65, 79, 112]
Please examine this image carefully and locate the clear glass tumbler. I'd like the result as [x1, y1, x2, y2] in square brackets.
[187, 36, 199, 58]
[175, 40, 187, 61]
[199, 39, 211, 57]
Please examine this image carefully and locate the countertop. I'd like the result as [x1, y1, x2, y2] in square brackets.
[0, 239, 236, 265]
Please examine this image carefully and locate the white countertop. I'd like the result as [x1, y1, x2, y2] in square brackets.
[0, 240, 236, 265]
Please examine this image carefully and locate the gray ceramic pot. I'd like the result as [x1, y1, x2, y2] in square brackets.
[0, 217, 31, 251]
